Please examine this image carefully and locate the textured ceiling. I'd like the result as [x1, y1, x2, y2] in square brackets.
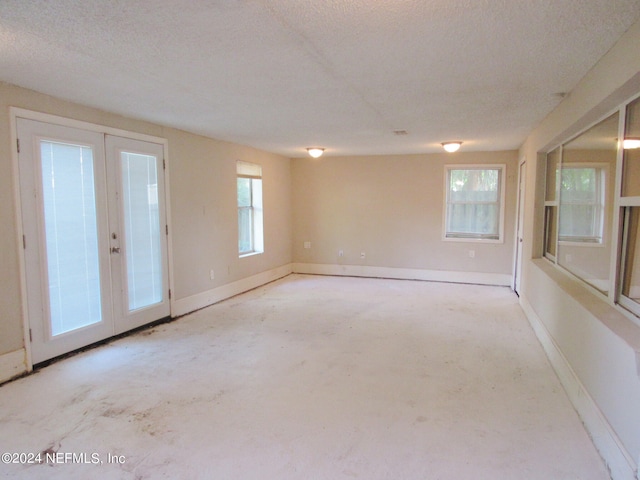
[1, 0, 639, 157]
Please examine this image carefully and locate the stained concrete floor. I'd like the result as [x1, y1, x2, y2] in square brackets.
[0, 274, 610, 479]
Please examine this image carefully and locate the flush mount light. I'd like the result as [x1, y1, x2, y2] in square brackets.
[442, 142, 462, 153]
[623, 137, 640, 149]
[307, 147, 325, 158]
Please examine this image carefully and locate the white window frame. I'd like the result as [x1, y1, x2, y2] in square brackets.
[543, 148, 561, 262]
[540, 93, 640, 327]
[617, 94, 640, 319]
[443, 164, 506, 243]
[618, 202, 640, 318]
[237, 161, 263, 257]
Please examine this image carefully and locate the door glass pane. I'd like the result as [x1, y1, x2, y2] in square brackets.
[41, 141, 102, 335]
[121, 152, 163, 311]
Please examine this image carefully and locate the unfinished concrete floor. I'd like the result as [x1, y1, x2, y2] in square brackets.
[0, 274, 609, 479]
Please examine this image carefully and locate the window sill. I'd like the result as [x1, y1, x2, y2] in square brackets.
[443, 236, 503, 244]
[558, 240, 605, 248]
[239, 251, 263, 259]
[533, 258, 640, 347]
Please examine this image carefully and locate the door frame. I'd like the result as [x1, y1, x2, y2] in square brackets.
[512, 156, 526, 294]
[10, 107, 175, 370]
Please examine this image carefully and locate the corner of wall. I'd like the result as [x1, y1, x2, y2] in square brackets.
[0, 349, 29, 385]
[172, 263, 293, 317]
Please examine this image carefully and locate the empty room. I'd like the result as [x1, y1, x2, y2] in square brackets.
[1, 1, 640, 479]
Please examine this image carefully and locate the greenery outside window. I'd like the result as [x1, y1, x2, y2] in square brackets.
[558, 166, 605, 243]
[444, 166, 505, 242]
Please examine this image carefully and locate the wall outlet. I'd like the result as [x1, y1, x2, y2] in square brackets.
[210, 269, 215, 280]
[304, 241, 311, 249]
[468, 250, 475, 258]
[339, 250, 344, 257]
[360, 252, 366, 259]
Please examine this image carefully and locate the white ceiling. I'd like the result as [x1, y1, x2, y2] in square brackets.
[1, 0, 639, 157]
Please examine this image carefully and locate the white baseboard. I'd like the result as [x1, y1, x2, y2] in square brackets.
[0, 349, 28, 384]
[172, 263, 293, 317]
[292, 263, 512, 287]
[520, 295, 638, 480]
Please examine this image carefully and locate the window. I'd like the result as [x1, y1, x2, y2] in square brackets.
[619, 96, 640, 316]
[543, 114, 617, 294]
[237, 161, 263, 256]
[620, 207, 640, 307]
[444, 166, 505, 242]
[544, 147, 561, 260]
[558, 166, 605, 243]
[541, 93, 640, 324]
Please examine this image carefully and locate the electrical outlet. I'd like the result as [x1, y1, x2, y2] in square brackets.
[339, 250, 344, 257]
[304, 241, 311, 249]
[360, 252, 366, 259]
[210, 269, 215, 280]
[468, 250, 475, 258]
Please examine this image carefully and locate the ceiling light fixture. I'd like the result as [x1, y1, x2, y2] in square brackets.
[623, 137, 640, 149]
[307, 147, 325, 158]
[442, 142, 462, 153]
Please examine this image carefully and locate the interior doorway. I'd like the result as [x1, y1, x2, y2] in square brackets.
[513, 158, 526, 295]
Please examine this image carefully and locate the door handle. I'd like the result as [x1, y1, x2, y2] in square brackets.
[111, 247, 121, 254]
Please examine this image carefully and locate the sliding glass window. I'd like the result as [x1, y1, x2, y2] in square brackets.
[543, 113, 617, 295]
[619, 97, 640, 316]
[544, 147, 560, 260]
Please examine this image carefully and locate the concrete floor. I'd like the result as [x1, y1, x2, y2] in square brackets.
[0, 274, 609, 479]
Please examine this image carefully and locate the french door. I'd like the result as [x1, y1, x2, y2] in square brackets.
[17, 118, 170, 364]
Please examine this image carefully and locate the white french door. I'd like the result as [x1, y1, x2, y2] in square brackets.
[17, 118, 170, 364]
[105, 135, 170, 333]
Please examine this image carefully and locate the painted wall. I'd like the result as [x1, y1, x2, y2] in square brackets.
[291, 151, 518, 280]
[0, 81, 292, 370]
[519, 18, 640, 478]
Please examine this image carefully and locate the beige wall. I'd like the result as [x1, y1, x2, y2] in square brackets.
[291, 151, 518, 276]
[519, 18, 640, 473]
[166, 130, 292, 299]
[0, 81, 292, 359]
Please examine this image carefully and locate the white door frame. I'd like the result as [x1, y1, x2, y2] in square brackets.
[513, 156, 526, 294]
[10, 107, 174, 369]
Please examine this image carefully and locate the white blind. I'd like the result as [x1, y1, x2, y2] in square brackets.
[237, 161, 262, 178]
